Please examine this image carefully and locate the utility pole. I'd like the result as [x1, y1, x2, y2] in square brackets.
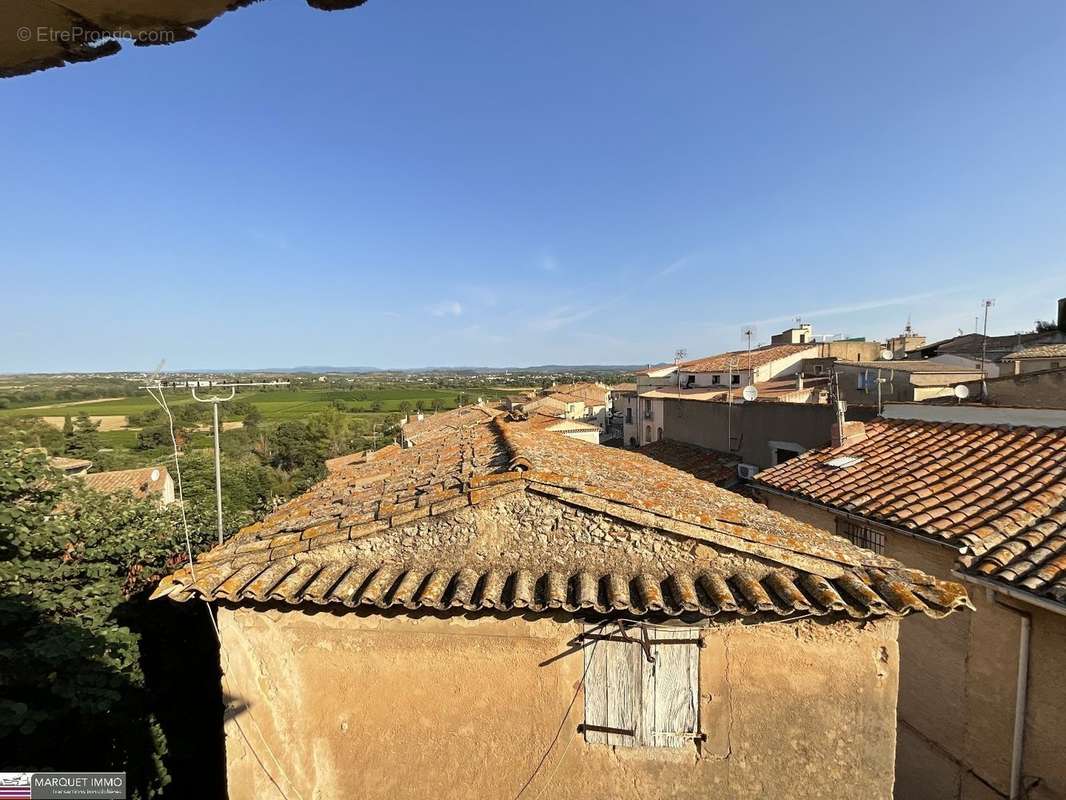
[143, 379, 288, 546]
[980, 299, 995, 399]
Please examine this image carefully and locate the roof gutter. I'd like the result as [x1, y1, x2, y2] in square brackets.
[752, 484, 962, 553]
[954, 570, 1066, 618]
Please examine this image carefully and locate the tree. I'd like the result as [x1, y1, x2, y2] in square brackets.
[306, 409, 355, 458]
[415, 400, 426, 412]
[62, 415, 73, 437]
[269, 421, 328, 476]
[398, 400, 412, 415]
[65, 412, 99, 458]
[370, 400, 384, 413]
[242, 405, 263, 430]
[431, 399, 442, 412]
[1034, 319, 1058, 333]
[0, 447, 219, 797]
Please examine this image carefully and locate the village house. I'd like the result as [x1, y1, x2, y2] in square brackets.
[1002, 344, 1066, 376]
[154, 413, 970, 800]
[624, 326, 884, 449]
[830, 359, 984, 409]
[81, 465, 176, 505]
[929, 366, 1066, 410]
[751, 403, 1066, 800]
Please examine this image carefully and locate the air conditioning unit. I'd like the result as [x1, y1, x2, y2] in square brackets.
[737, 463, 760, 480]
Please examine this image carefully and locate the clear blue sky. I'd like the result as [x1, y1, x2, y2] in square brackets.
[3, 1, 1065, 372]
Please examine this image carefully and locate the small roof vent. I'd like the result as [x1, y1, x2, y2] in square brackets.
[826, 455, 863, 469]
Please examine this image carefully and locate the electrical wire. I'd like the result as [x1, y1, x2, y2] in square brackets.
[512, 634, 600, 800]
[145, 381, 301, 800]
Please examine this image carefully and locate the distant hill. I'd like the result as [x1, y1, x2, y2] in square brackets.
[254, 364, 644, 374]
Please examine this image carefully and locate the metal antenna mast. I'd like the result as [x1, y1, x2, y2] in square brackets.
[674, 349, 687, 396]
[980, 299, 995, 399]
[141, 379, 289, 545]
[741, 326, 756, 383]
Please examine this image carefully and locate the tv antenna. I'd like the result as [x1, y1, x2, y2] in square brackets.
[141, 378, 289, 545]
[674, 348, 687, 395]
[741, 326, 757, 377]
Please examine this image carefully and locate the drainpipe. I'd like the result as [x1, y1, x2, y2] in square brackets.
[1008, 607, 1031, 800]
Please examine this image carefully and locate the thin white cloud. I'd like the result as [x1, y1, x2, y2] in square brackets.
[527, 295, 623, 332]
[429, 301, 463, 317]
[658, 254, 692, 277]
[541, 255, 559, 272]
[703, 289, 962, 334]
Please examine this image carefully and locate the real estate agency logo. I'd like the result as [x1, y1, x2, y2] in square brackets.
[0, 774, 30, 800]
[0, 773, 125, 799]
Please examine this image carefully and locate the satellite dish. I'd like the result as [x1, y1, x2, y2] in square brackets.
[150, 469, 160, 481]
[742, 385, 759, 402]
[880, 349, 894, 361]
[954, 384, 970, 400]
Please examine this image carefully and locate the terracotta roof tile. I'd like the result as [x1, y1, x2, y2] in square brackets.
[1002, 344, 1066, 360]
[81, 466, 170, 499]
[153, 417, 970, 621]
[680, 343, 816, 373]
[755, 418, 1066, 605]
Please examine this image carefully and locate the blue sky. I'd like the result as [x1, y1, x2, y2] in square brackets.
[3, 1, 1066, 372]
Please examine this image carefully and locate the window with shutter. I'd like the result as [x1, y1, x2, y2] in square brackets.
[582, 624, 700, 749]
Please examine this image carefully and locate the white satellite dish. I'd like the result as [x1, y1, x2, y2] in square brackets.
[954, 384, 970, 400]
[150, 468, 160, 481]
[880, 349, 894, 361]
[742, 385, 759, 402]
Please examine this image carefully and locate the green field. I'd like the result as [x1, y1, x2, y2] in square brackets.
[0, 386, 515, 422]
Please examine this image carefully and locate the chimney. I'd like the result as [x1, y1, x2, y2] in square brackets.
[416, 411, 424, 422]
[831, 420, 867, 449]
[1058, 297, 1066, 333]
[795, 373, 804, 390]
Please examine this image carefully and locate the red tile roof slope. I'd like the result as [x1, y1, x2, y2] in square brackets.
[680, 343, 815, 373]
[638, 440, 738, 486]
[81, 466, 170, 499]
[1002, 344, 1066, 360]
[401, 404, 502, 446]
[153, 417, 970, 620]
[755, 418, 1066, 604]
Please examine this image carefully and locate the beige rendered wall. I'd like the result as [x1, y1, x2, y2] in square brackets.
[755, 492, 1066, 800]
[217, 607, 900, 800]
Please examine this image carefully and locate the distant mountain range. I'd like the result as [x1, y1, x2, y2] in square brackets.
[250, 365, 644, 374]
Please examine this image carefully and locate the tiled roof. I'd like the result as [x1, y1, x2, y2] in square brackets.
[967, 505, 1066, 602]
[325, 446, 401, 474]
[48, 455, 93, 471]
[400, 405, 501, 446]
[610, 382, 637, 393]
[1002, 344, 1066, 360]
[680, 344, 816, 373]
[82, 466, 170, 499]
[153, 417, 969, 621]
[638, 440, 738, 486]
[550, 382, 609, 406]
[754, 418, 1066, 605]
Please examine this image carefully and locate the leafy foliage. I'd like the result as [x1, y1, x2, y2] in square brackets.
[0, 446, 219, 797]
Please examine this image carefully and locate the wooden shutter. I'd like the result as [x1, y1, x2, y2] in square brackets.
[583, 625, 699, 748]
[648, 628, 699, 748]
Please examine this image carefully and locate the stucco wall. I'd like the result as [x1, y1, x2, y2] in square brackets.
[954, 368, 1066, 409]
[662, 399, 836, 469]
[754, 491, 1066, 800]
[217, 608, 900, 800]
